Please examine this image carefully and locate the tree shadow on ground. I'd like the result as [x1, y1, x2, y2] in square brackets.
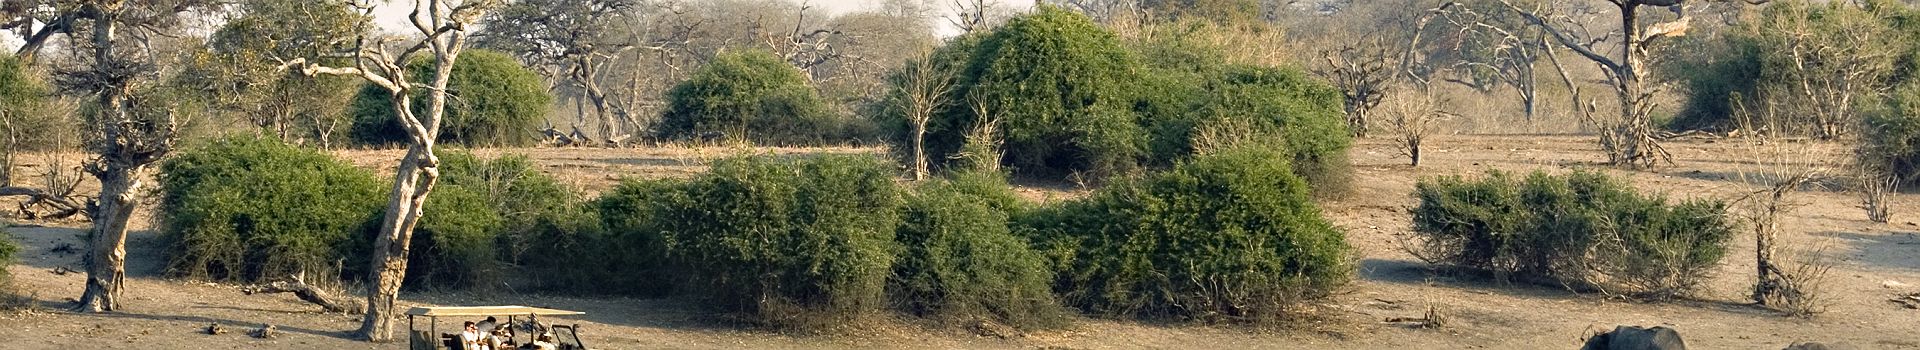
[55, 308, 361, 341]
[1356, 258, 1781, 317]
[1810, 230, 1920, 272]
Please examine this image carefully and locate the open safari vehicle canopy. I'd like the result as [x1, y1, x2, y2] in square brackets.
[406, 305, 586, 317]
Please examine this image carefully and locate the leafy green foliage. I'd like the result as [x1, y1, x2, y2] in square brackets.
[1864, 85, 1920, 186]
[0, 54, 64, 154]
[1410, 170, 1734, 298]
[1663, 0, 1920, 133]
[929, 7, 1146, 178]
[407, 185, 506, 290]
[590, 154, 903, 327]
[0, 229, 16, 283]
[657, 50, 852, 145]
[351, 49, 553, 147]
[891, 172, 1062, 329]
[892, 11, 1349, 190]
[157, 136, 386, 282]
[1021, 145, 1350, 323]
[175, 0, 365, 146]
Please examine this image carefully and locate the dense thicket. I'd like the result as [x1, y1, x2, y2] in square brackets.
[350, 49, 552, 147]
[656, 50, 853, 145]
[894, 8, 1350, 188]
[1664, 0, 1920, 134]
[1864, 85, 1920, 186]
[157, 136, 386, 282]
[603, 155, 902, 326]
[1410, 170, 1733, 298]
[891, 171, 1062, 329]
[0, 55, 61, 154]
[1020, 145, 1350, 323]
[158, 138, 573, 289]
[921, 6, 1146, 178]
[0, 229, 16, 283]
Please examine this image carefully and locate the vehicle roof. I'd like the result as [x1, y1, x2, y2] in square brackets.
[403, 305, 586, 317]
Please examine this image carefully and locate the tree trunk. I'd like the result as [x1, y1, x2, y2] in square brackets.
[77, 164, 143, 312]
[356, 144, 439, 341]
[911, 120, 928, 181]
[75, 6, 136, 313]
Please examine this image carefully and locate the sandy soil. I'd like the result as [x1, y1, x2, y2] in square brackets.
[3, 135, 1918, 349]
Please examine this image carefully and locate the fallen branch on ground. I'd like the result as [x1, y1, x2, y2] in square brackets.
[0, 186, 86, 220]
[239, 274, 365, 314]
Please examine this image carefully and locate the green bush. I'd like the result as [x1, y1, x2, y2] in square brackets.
[406, 186, 506, 290]
[157, 136, 387, 282]
[887, 12, 1350, 190]
[657, 50, 855, 145]
[1021, 145, 1350, 323]
[405, 151, 581, 291]
[351, 49, 552, 147]
[1152, 64, 1352, 194]
[1410, 170, 1734, 298]
[604, 154, 903, 327]
[891, 172, 1061, 329]
[924, 6, 1146, 178]
[0, 229, 16, 283]
[1864, 85, 1920, 186]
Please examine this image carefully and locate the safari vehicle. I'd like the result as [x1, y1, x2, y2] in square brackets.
[405, 305, 591, 350]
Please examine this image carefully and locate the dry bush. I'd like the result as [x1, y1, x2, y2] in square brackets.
[1761, 243, 1836, 317]
[1384, 85, 1454, 166]
[1859, 164, 1896, 224]
[1730, 135, 1841, 316]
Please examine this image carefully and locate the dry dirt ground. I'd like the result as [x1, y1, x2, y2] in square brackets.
[3, 135, 1919, 349]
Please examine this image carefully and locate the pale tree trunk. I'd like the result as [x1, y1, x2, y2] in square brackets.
[77, 165, 143, 312]
[357, 141, 440, 340]
[73, 5, 171, 313]
[357, 4, 469, 338]
[910, 121, 928, 181]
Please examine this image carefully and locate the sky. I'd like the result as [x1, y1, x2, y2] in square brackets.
[369, 0, 1037, 36]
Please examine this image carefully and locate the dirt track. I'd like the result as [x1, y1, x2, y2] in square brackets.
[3, 135, 1918, 349]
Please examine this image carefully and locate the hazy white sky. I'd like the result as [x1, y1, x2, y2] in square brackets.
[370, 0, 1037, 35]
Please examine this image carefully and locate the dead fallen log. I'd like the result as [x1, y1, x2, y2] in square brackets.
[0, 186, 87, 220]
[240, 275, 365, 314]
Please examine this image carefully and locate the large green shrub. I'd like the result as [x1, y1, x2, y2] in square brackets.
[925, 6, 1146, 178]
[891, 172, 1061, 329]
[1410, 170, 1733, 298]
[406, 186, 506, 289]
[350, 49, 552, 147]
[158, 136, 386, 282]
[407, 151, 580, 291]
[615, 154, 903, 326]
[0, 229, 16, 283]
[1864, 85, 1920, 186]
[656, 50, 850, 145]
[0, 54, 65, 154]
[1021, 145, 1350, 323]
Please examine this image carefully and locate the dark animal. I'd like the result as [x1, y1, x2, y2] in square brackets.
[1580, 325, 1685, 350]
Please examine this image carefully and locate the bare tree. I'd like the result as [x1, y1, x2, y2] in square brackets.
[60, 0, 215, 312]
[283, 0, 499, 340]
[1498, 0, 1768, 169]
[480, 0, 640, 147]
[1443, 0, 1546, 120]
[1750, 1, 1904, 139]
[1385, 84, 1455, 166]
[893, 54, 953, 181]
[1316, 37, 1395, 138]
